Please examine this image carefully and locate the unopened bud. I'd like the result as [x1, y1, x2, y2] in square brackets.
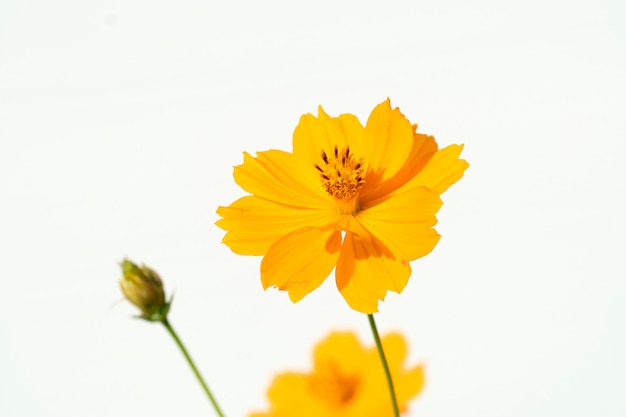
[119, 258, 170, 321]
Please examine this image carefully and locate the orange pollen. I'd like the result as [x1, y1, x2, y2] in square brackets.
[314, 145, 365, 201]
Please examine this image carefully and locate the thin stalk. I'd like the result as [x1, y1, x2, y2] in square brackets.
[161, 318, 226, 417]
[368, 313, 400, 417]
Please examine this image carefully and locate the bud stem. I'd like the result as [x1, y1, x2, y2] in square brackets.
[161, 318, 226, 417]
[368, 313, 400, 417]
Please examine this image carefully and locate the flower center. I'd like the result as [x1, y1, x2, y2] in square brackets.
[308, 361, 360, 407]
[314, 146, 365, 212]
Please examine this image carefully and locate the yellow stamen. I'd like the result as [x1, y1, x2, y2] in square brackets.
[314, 145, 365, 213]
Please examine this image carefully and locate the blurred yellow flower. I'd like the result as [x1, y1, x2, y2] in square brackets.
[249, 331, 424, 417]
[217, 99, 468, 313]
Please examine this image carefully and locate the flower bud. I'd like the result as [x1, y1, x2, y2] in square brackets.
[119, 258, 170, 322]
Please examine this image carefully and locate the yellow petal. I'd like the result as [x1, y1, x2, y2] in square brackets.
[216, 196, 339, 255]
[401, 144, 469, 194]
[359, 129, 438, 204]
[292, 107, 365, 168]
[261, 227, 342, 302]
[336, 214, 372, 242]
[336, 232, 411, 313]
[378, 333, 408, 368]
[312, 332, 365, 374]
[357, 186, 442, 261]
[264, 372, 327, 415]
[394, 363, 426, 412]
[360, 99, 415, 188]
[233, 150, 331, 209]
[354, 332, 424, 415]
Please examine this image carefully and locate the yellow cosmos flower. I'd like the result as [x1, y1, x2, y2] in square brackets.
[249, 331, 424, 417]
[216, 99, 468, 313]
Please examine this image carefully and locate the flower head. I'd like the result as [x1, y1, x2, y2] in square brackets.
[217, 99, 468, 313]
[119, 258, 170, 321]
[249, 331, 424, 417]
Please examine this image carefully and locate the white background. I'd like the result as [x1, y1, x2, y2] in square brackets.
[1, 0, 625, 416]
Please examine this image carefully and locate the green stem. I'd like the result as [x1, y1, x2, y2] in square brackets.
[368, 313, 400, 417]
[161, 318, 226, 417]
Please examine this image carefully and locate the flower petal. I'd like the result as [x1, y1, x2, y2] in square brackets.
[359, 332, 425, 413]
[359, 129, 438, 204]
[261, 227, 342, 302]
[395, 364, 426, 413]
[312, 332, 365, 373]
[292, 107, 365, 167]
[336, 232, 411, 313]
[360, 99, 415, 188]
[378, 333, 408, 368]
[401, 144, 469, 194]
[358, 186, 442, 262]
[233, 150, 331, 208]
[216, 196, 339, 255]
[260, 372, 327, 416]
